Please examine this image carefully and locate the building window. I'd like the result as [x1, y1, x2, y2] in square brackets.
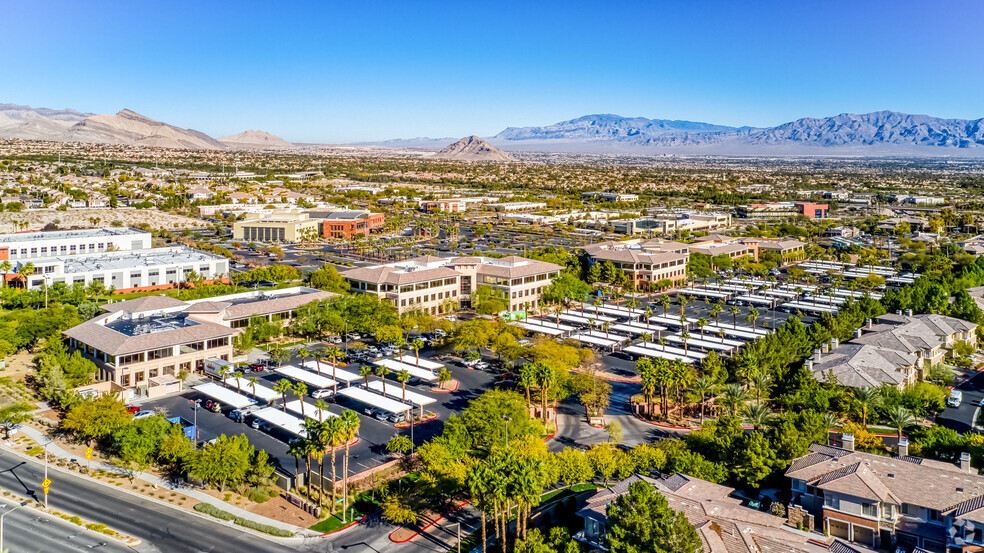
[121, 374, 130, 387]
[147, 347, 172, 360]
[862, 502, 877, 517]
[207, 337, 229, 349]
[118, 353, 145, 366]
[149, 368, 159, 378]
[824, 495, 839, 510]
[928, 509, 942, 523]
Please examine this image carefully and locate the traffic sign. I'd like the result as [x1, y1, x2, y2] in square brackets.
[42, 478, 50, 494]
[85, 448, 92, 461]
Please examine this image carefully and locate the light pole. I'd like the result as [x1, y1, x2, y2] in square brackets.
[191, 399, 201, 449]
[0, 501, 27, 552]
[446, 522, 462, 553]
[501, 416, 511, 449]
[43, 441, 50, 508]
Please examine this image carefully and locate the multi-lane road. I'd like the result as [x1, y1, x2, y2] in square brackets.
[0, 449, 304, 553]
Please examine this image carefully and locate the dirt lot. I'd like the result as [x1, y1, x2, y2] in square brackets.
[0, 208, 205, 233]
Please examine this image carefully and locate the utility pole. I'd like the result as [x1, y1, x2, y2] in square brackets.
[42, 442, 50, 508]
[0, 501, 26, 552]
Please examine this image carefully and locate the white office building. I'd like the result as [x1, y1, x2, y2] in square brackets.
[0, 228, 152, 261]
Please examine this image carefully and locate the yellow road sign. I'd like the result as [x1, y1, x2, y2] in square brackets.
[42, 478, 50, 493]
[85, 448, 92, 461]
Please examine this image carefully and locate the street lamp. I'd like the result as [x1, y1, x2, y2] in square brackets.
[0, 501, 27, 552]
[501, 416, 511, 449]
[191, 399, 201, 449]
[445, 522, 462, 553]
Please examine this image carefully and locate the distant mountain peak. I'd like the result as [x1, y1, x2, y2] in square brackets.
[435, 135, 514, 161]
[219, 129, 292, 148]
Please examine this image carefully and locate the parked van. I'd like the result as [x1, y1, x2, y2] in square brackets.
[948, 390, 963, 407]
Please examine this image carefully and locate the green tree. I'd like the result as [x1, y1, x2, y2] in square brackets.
[0, 403, 33, 439]
[607, 480, 701, 553]
[62, 394, 132, 446]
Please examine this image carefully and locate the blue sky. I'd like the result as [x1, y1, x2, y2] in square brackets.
[3, 1, 982, 143]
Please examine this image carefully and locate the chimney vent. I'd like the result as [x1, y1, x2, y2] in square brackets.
[905, 309, 914, 317]
[898, 437, 909, 457]
[961, 452, 972, 473]
[842, 433, 855, 451]
[854, 328, 863, 339]
[831, 338, 839, 349]
[895, 310, 902, 315]
[866, 318, 873, 329]
[814, 348, 822, 361]
[804, 359, 814, 372]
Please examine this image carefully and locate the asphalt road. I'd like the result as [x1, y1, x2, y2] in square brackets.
[0, 449, 300, 553]
[0, 496, 135, 553]
[936, 371, 984, 434]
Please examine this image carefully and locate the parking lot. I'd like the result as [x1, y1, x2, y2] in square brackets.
[141, 342, 497, 479]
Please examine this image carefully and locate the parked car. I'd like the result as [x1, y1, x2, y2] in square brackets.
[251, 419, 273, 432]
[434, 329, 448, 338]
[132, 410, 153, 419]
[463, 358, 481, 367]
[327, 336, 342, 344]
[365, 406, 385, 417]
[406, 376, 423, 386]
[374, 410, 390, 421]
[126, 405, 140, 414]
[474, 361, 490, 370]
[388, 412, 406, 424]
[249, 362, 266, 372]
[204, 399, 221, 413]
[311, 388, 335, 400]
[346, 333, 361, 341]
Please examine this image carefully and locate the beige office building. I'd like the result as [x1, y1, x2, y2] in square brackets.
[233, 210, 321, 243]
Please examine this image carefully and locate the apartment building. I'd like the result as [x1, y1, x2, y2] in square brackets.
[787, 439, 984, 552]
[581, 239, 689, 287]
[807, 311, 977, 389]
[11, 246, 229, 292]
[232, 210, 321, 243]
[342, 255, 562, 314]
[577, 474, 832, 553]
[0, 227, 152, 262]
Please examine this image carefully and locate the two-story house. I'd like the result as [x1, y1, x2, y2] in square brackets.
[787, 437, 984, 552]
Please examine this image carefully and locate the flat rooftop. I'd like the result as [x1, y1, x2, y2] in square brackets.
[0, 227, 148, 246]
[38, 246, 226, 273]
[105, 312, 201, 337]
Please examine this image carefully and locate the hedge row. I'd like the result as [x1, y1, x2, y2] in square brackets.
[193, 503, 293, 537]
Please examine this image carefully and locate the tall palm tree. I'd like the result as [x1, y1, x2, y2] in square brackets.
[658, 336, 667, 352]
[661, 295, 670, 316]
[644, 307, 653, 328]
[410, 338, 425, 366]
[749, 372, 771, 402]
[670, 360, 694, 415]
[274, 379, 292, 413]
[680, 331, 691, 355]
[746, 308, 760, 331]
[601, 321, 611, 340]
[375, 366, 390, 395]
[232, 371, 243, 393]
[322, 416, 345, 509]
[638, 358, 656, 417]
[691, 376, 717, 425]
[592, 297, 602, 317]
[360, 366, 372, 389]
[697, 317, 709, 339]
[293, 382, 309, 417]
[300, 419, 321, 501]
[314, 399, 330, 423]
[298, 347, 310, 369]
[535, 363, 555, 423]
[287, 439, 305, 483]
[519, 363, 536, 409]
[339, 410, 360, 520]
[654, 358, 672, 416]
[397, 369, 411, 402]
[852, 387, 881, 427]
[729, 306, 740, 327]
[313, 351, 325, 375]
[640, 332, 652, 347]
[247, 376, 259, 398]
[743, 402, 772, 429]
[718, 383, 750, 417]
[326, 347, 342, 380]
[885, 406, 915, 440]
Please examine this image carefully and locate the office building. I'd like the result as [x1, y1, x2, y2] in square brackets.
[0, 228, 152, 262]
[737, 202, 829, 220]
[580, 239, 689, 287]
[232, 210, 321, 243]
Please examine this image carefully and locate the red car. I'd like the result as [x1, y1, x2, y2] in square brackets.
[249, 363, 266, 372]
[126, 406, 140, 414]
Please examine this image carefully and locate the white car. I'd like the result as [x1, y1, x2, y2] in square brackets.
[311, 388, 334, 400]
[463, 358, 481, 367]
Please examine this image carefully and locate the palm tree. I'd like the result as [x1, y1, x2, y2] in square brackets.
[410, 338, 425, 366]
[326, 347, 342, 380]
[885, 406, 915, 440]
[691, 376, 717, 425]
[339, 410, 360, 521]
[287, 439, 305, 482]
[718, 383, 750, 417]
[644, 307, 653, 328]
[746, 308, 760, 331]
[661, 295, 670, 316]
[592, 297, 602, 317]
[519, 363, 536, 408]
[300, 419, 320, 500]
[314, 399, 330, 422]
[670, 360, 693, 415]
[680, 331, 691, 356]
[298, 347, 310, 369]
[397, 369, 411, 402]
[658, 336, 667, 352]
[743, 402, 772, 429]
[638, 358, 656, 417]
[375, 366, 390, 395]
[247, 376, 259, 398]
[359, 366, 372, 389]
[749, 372, 771, 402]
[293, 382, 308, 417]
[313, 351, 325, 375]
[697, 317, 708, 339]
[852, 387, 881, 428]
[654, 358, 672, 416]
[729, 306, 740, 327]
[322, 416, 345, 509]
[640, 332, 652, 347]
[601, 321, 611, 340]
[535, 363, 555, 423]
[274, 379, 292, 413]
[232, 371, 243, 394]
[718, 330, 726, 344]
[0, 260, 9, 288]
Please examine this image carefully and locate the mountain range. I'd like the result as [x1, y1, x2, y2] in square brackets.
[434, 135, 514, 161]
[0, 104, 290, 150]
[3, 101, 984, 156]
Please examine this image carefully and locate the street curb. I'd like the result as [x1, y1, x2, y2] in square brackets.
[388, 500, 471, 543]
[0, 484, 141, 547]
[0, 445, 312, 545]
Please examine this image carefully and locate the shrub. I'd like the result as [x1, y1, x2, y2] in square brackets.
[193, 503, 237, 521]
[194, 503, 293, 537]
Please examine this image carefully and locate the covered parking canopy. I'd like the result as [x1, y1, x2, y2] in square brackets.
[284, 399, 337, 421]
[251, 407, 306, 437]
[624, 346, 695, 364]
[336, 386, 411, 415]
[319, 367, 361, 385]
[194, 382, 256, 409]
[274, 365, 339, 389]
[512, 322, 566, 336]
[375, 358, 438, 381]
[395, 355, 445, 371]
[225, 377, 280, 402]
[367, 381, 435, 416]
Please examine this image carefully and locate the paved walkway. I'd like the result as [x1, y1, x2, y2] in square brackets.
[14, 425, 314, 536]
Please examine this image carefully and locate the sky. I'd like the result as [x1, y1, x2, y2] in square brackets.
[3, 0, 983, 143]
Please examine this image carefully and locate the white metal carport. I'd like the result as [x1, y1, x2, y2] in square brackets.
[336, 386, 411, 415]
[193, 382, 256, 409]
[251, 407, 306, 437]
[274, 365, 339, 389]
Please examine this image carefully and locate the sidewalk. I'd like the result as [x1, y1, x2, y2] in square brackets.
[14, 425, 315, 537]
